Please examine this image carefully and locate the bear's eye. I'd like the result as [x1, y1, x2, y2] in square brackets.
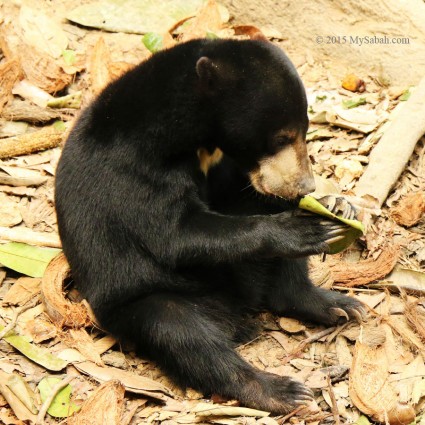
[274, 135, 291, 148]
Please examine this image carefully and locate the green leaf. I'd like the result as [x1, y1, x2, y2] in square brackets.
[62, 49, 76, 66]
[206, 31, 219, 39]
[342, 97, 366, 109]
[299, 195, 365, 254]
[38, 377, 80, 418]
[142, 32, 163, 53]
[53, 120, 66, 131]
[47, 92, 82, 109]
[400, 88, 411, 101]
[354, 416, 371, 425]
[0, 326, 68, 371]
[0, 242, 61, 278]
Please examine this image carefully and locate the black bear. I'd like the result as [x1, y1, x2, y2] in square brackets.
[55, 39, 364, 414]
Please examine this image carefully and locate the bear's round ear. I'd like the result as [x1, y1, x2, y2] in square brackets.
[196, 56, 217, 92]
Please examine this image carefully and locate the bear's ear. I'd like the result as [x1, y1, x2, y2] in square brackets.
[196, 56, 218, 93]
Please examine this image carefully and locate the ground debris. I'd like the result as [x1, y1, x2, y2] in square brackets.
[0, 1, 424, 423]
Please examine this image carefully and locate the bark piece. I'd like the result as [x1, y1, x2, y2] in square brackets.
[355, 77, 425, 206]
[0, 127, 63, 159]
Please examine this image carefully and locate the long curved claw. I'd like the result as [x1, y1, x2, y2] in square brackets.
[330, 307, 349, 321]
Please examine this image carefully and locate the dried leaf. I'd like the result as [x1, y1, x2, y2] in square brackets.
[0, 58, 24, 114]
[2, 277, 41, 306]
[18, 43, 73, 93]
[74, 361, 173, 401]
[0, 194, 22, 227]
[89, 37, 112, 96]
[179, 0, 223, 42]
[192, 402, 269, 418]
[0, 371, 37, 423]
[278, 317, 306, 333]
[63, 328, 104, 365]
[12, 79, 54, 108]
[5, 374, 38, 414]
[233, 25, 268, 40]
[38, 377, 80, 418]
[67, 0, 204, 34]
[67, 380, 125, 425]
[19, 6, 68, 59]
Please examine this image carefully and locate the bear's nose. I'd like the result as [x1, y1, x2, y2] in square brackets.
[298, 177, 316, 196]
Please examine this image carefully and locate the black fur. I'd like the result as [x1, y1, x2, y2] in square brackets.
[55, 39, 363, 414]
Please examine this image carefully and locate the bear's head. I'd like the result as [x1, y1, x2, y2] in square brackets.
[196, 39, 315, 201]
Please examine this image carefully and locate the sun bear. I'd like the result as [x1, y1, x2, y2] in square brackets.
[55, 39, 364, 414]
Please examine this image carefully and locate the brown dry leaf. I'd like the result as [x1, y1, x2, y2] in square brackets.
[0, 58, 24, 114]
[233, 25, 268, 41]
[327, 244, 399, 286]
[67, 380, 125, 425]
[355, 292, 386, 310]
[2, 277, 41, 306]
[387, 314, 425, 351]
[24, 317, 57, 343]
[18, 43, 72, 93]
[63, 328, 104, 366]
[89, 37, 112, 96]
[0, 371, 37, 423]
[179, 0, 222, 42]
[391, 191, 425, 227]
[405, 298, 425, 342]
[108, 61, 135, 81]
[74, 361, 174, 401]
[41, 253, 93, 328]
[0, 185, 37, 197]
[19, 5, 68, 59]
[94, 335, 118, 355]
[278, 317, 306, 333]
[341, 74, 366, 93]
[0, 193, 22, 227]
[349, 326, 415, 424]
[19, 197, 56, 231]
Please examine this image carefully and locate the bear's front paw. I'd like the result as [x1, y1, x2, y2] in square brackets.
[316, 288, 366, 325]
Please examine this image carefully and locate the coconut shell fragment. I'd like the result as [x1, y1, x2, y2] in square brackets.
[41, 253, 94, 328]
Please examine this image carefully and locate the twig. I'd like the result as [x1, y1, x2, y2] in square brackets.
[326, 373, 340, 425]
[281, 327, 337, 362]
[277, 405, 306, 424]
[0, 301, 38, 339]
[36, 375, 74, 425]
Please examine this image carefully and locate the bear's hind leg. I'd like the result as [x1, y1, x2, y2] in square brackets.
[100, 292, 313, 414]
